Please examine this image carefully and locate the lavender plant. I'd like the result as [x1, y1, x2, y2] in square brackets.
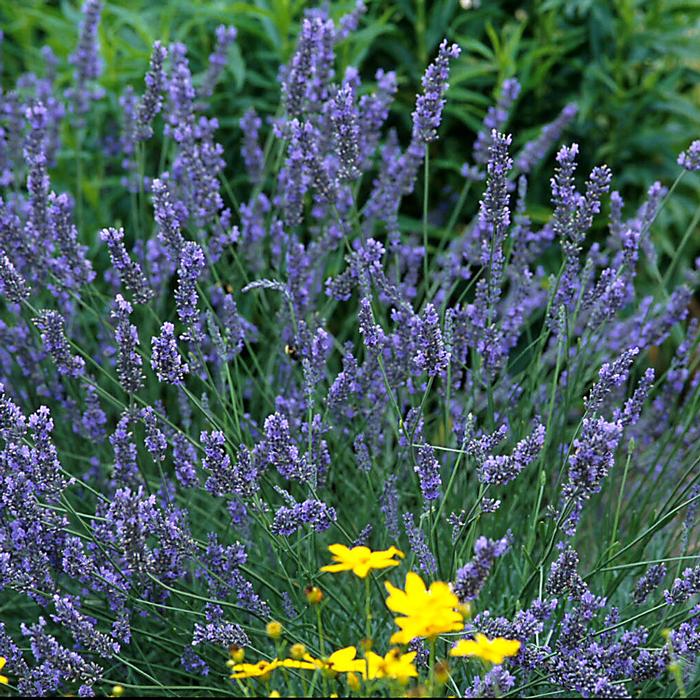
[0, 2, 699, 697]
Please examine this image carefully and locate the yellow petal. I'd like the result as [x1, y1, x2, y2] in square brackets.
[320, 563, 351, 573]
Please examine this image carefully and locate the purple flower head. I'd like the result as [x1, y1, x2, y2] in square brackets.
[51, 595, 119, 658]
[65, 0, 104, 119]
[412, 39, 461, 144]
[151, 178, 185, 258]
[453, 532, 511, 602]
[403, 512, 437, 575]
[414, 443, 441, 501]
[678, 140, 700, 171]
[358, 297, 385, 350]
[151, 322, 189, 384]
[479, 424, 545, 485]
[271, 497, 336, 536]
[141, 407, 167, 463]
[413, 303, 449, 376]
[100, 227, 154, 304]
[633, 564, 667, 605]
[358, 69, 398, 166]
[200, 25, 237, 100]
[263, 412, 312, 483]
[0, 251, 31, 302]
[381, 475, 400, 539]
[34, 310, 85, 378]
[545, 546, 587, 599]
[172, 433, 198, 487]
[240, 108, 264, 184]
[192, 620, 248, 649]
[330, 82, 360, 180]
[516, 103, 578, 173]
[111, 294, 145, 393]
[473, 78, 521, 165]
[282, 16, 335, 119]
[335, 1, 367, 42]
[586, 347, 639, 414]
[135, 41, 168, 141]
[175, 241, 206, 337]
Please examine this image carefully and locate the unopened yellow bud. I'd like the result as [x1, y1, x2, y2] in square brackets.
[305, 585, 324, 605]
[266, 620, 283, 639]
[290, 643, 307, 660]
[229, 645, 245, 663]
[347, 672, 361, 691]
[111, 686, 125, 698]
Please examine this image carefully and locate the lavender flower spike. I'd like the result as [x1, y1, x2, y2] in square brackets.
[111, 294, 145, 394]
[34, 310, 85, 378]
[453, 532, 511, 602]
[175, 241, 206, 336]
[240, 108, 264, 184]
[330, 82, 360, 180]
[678, 140, 700, 171]
[0, 251, 31, 302]
[412, 39, 461, 144]
[473, 77, 521, 165]
[66, 0, 104, 119]
[100, 227, 154, 303]
[414, 443, 441, 501]
[135, 40, 168, 142]
[200, 25, 237, 99]
[151, 322, 189, 384]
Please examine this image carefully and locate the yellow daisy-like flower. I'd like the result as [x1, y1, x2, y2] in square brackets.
[449, 634, 521, 664]
[0, 657, 7, 685]
[385, 571, 464, 644]
[365, 648, 418, 683]
[320, 544, 405, 579]
[280, 646, 366, 675]
[230, 658, 280, 679]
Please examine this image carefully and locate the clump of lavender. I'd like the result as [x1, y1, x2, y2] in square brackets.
[0, 9, 698, 699]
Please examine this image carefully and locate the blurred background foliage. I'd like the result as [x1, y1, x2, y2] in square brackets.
[1, 0, 699, 285]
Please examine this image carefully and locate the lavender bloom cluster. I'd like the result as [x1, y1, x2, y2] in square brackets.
[0, 4, 698, 698]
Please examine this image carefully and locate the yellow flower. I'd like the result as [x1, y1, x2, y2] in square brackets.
[111, 685, 125, 698]
[0, 657, 7, 685]
[280, 646, 366, 675]
[321, 544, 404, 578]
[385, 572, 464, 644]
[365, 648, 418, 683]
[269, 692, 281, 698]
[230, 658, 280, 679]
[449, 634, 521, 664]
[266, 620, 283, 639]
